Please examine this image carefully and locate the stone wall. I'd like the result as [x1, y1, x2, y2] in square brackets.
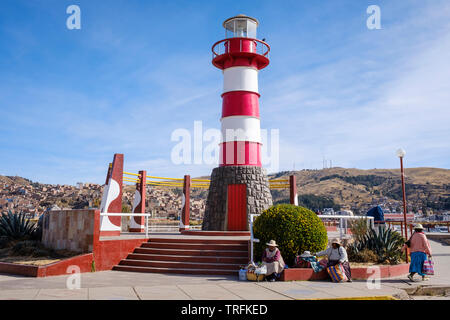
[42, 209, 95, 253]
[202, 166, 273, 230]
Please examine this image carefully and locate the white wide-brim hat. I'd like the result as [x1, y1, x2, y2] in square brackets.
[414, 223, 424, 230]
[331, 238, 341, 245]
[266, 240, 278, 247]
[300, 251, 313, 258]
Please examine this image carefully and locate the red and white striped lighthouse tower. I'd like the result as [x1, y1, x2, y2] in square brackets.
[213, 15, 270, 167]
[203, 15, 273, 231]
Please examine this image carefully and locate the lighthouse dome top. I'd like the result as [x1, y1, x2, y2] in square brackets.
[222, 14, 259, 39]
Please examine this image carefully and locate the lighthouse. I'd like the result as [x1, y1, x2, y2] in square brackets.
[202, 15, 273, 231]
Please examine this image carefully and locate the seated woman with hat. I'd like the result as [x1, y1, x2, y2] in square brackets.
[262, 240, 285, 282]
[313, 238, 352, 282]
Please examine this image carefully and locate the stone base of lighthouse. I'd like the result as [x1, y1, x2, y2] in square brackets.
[202, 166, 273, 231]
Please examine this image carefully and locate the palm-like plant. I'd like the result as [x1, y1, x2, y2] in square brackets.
[348, 225, 405, 264]
[0, 211, 38, 240]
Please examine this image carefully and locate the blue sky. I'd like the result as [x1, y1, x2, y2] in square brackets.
[0, 0, 449, 185]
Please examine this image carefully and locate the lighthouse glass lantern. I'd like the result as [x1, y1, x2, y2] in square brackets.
[203, 15, 273, 232]
[224, 15, 258, 38]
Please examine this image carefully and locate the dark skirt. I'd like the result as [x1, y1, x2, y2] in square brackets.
[328, 260, 352, 280]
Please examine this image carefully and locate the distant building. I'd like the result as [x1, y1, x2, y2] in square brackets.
[337, 209, 354, 216]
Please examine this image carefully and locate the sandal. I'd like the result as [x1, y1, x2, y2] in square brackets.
[408, 274, 414, 282]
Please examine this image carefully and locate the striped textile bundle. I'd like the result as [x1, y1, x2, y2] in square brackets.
[327, 264, 348, 283]
[423, 259, 434, 275]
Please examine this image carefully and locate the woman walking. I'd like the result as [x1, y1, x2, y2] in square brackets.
[404, 224, 432, 281]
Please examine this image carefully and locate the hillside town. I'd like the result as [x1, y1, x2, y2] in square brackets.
[1, 168, 449, 224]
[0, 176, 206, 221]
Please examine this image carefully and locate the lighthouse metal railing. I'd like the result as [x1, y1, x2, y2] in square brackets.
[212, 38, 270, 59]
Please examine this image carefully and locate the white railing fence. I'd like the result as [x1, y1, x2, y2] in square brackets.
[100, 213, 202, 236]
[100, 213, 150, 238]
[318, 215, 375, 240]
[249, 214, 261, 264]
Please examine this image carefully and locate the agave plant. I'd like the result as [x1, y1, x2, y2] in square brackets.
[0, 211, 38, 240]
[348, 225, 405, 264]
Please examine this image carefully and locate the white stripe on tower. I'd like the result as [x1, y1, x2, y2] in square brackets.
[223, 66, 259, 94]
[221, 116, 261, 143]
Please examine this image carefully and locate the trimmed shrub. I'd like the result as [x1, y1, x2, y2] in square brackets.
[253, 204, 328, 266]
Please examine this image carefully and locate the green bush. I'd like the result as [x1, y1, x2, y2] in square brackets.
[253, 204, 328, 266]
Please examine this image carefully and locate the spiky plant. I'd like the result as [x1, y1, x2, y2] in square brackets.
[348, 225, 405, 264]
[0, 211, 38, 240]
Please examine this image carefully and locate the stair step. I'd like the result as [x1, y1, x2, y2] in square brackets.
[113, 265, 238, 276]
[119, 259, 241, 270]
[127, 253, 248, 264]
[148, 238, 248, 245]
[134, 247, 248, 257]
[142, 242, 247, 251]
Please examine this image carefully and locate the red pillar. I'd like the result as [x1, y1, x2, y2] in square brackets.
[289, 175, 298, 205]
[179, 175, 190, 231]
[130, 170, 146, 233]
[400, 156, 409, 263]
[400, 157, 408, 240]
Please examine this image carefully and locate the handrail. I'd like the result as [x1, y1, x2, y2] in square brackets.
[211, 37, 270, 58]
[317, 215, 375, 240]
[146, 175, 184, 181]
[100, 212, 151, 238]
[123, 171, 140, 177]
[249, 213, 260, 264]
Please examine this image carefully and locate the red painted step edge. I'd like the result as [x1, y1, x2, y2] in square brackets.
[281, 263, 410, 281]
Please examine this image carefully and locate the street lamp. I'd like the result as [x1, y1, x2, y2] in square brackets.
[396, 148, 409, 263]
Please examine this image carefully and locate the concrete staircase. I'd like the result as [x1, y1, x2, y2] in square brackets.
[113, 237, 249, 276]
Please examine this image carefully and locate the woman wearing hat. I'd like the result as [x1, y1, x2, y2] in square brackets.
[262, 240, 285, 282]
[313, 238, 352, 282]
[403, 224, 432, 281]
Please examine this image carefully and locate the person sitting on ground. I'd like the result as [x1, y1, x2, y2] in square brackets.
[403, 223, 432, 282]
[262, 240, 285, 282]
[313, 238, 352, 282]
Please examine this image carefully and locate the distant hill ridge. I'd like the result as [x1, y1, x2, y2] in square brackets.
[1, 167, 449, 214]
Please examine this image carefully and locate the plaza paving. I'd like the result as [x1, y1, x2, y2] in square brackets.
[0, 240, 449, 300]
